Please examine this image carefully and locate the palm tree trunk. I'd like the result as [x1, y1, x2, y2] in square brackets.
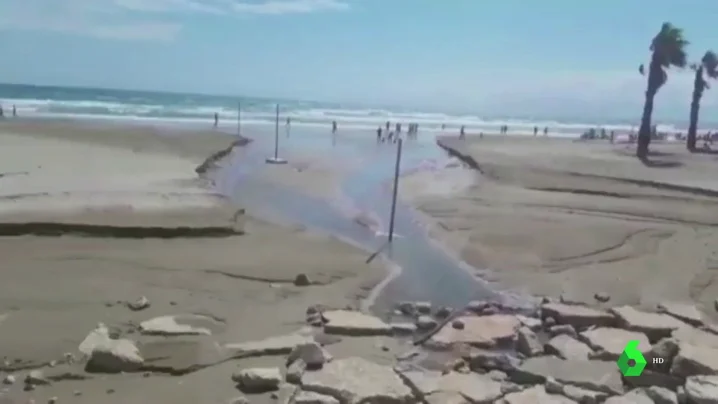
[687, 67, 703, 152]
[637, 90, 656, 159]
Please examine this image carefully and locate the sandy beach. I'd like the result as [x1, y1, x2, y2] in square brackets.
[401, 135, 718, 316]
[0, 120, 392, 404]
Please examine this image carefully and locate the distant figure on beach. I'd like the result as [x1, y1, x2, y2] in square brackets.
[12, 105, 16, 117]
[385, 121, 390, 132]
[396, 123, 401, 133]
[377, 126, 382, 142]
[543, 126, 548, 136]
[0, 105, 4, 118]
[213, 112, 219, 128]
[459, 125, 465, 139]
[533, 126, 538, 136]
[332, 120, 337, 134]
[388, 131, 394, 142]
[286, 117, 291, 127]
[441, 124, 446, 130]
[610, 131, 615, 143]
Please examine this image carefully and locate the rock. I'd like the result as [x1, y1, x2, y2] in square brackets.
[594, 292, 611, 302]
[139, 314, 224, 336]
[425, 391, 469, 404]
[604, 389, 654, 404]
[416, 315, 438, 330]
[301, 357, 413, 404]
[685, 375, 718, 404]
[398, 370, 504, 403]
[2, 374, 15, 385]
[294, 391, 339, 404]
[78, 324, 112, 356]
[435, 306, 453, 319]
[232, 367, 282, 392]
[466, 300, 490, 314]
[139, 338, 226, 375]
[610, 306, 688, 341]
[286, 342, 331, 370]
[322, 310, 392, 336]
[623, 369, 684, 391]
[544, 377, 563, 394]
[396, 302, 416, 316]
[516, 315, 542, 331]
[562, 384, 609, 403]
[227, 396, 249, 404]
[390, 323, 417, 335]
[428, 315, 520, 349]
[545, 334, 593, 360]
[286, 359, 306, 384]
[541, 303, 615, 329]
[127, 296, 150, 311]
[451, 320, 464, 330]
[465, 349, 521, 373]
[549, 324, 578, 338]
[225, 332, 314, 357]
[24, 370, 50, 386]
[516, 327, 543, 357]
[672, 326, 718, 349]
[676, 386, 686, 404]
[48, 397, 57, 404]
[415, 302, 432, 314]
[500, 385, 578, 404]
[658, 302, 704, 327]
[86, 339, 143, 373]
[294, 273, 311, 286]
[487, 370, 508, 381]
[649, 338, 679, 372]
[579, 327, 651, 360]
[645, 386, 678, 404]
[512, 356, 623, 395]
[670, 343, 718, 378]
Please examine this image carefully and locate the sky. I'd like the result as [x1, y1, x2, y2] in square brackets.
[1, 0, 718, 122]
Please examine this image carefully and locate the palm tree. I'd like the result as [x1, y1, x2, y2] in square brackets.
[637, 22, 689, 159]
[687, 51, 718, 151]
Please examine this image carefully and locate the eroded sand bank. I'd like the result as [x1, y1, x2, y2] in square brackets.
[401, 135, 718, 316]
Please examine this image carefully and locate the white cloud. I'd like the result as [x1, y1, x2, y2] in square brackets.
[0, 0, 350, 41]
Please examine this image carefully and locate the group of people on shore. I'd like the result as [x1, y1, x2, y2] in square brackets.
[375, 121, 420, 143]
[0, 104, 18, 118]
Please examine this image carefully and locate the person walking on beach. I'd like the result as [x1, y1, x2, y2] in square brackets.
[459, 125, 466, 139]
[12, 105, 17, 118]
[213, 112, 219, 128]
[0, 105, 4, 118]
[543, 126, 548, 136]
[396, 123, 401, 133]
[533, 126, 538, 136]
[377, 126, 382, 142]
[332, 120, 337, 134]
[385, 121, 390, 132]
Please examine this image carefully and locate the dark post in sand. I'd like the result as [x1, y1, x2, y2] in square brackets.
[388, 138, 403, 242]
[265, 104, 287, 164]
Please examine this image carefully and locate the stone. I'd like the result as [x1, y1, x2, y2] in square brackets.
[516, 315, 542, 331]
[604, 389, 654, 404]
[286, 342, 331, 369]
[670, 343, 718, 378]
[579, 327, 651, 360]
[594, 292, 611, 302]
[396, 301, 416, 316]
[301, 357, 413, 404]
[286, 359, 306, 384]
[487, 370, 508, 381]
[500, 385, 578, 404]
[139, 339, 226, 375]
[512, 356, 623, 395]
[610, 306, 688, 341]
[227, 396, 249, 404]
[294, 273, 311, 286]
[672, 326, 718, 349]
[322, 310, 392, 336]
[544, 377, 563, 394]
[416, 315, 438, 330]
[139, 314, 224, 336]
[390, 323, 417, 335]
[24, 370, 50, 386]
[645, 386, 678, 404]
[425, 391, 469, 404]
[294, 391, 339, 404]
[649, 338, 679, 372]
[399, 370, 504, 403]
[2, 374, 15, 385]
[435, 306, 453, 319]
[465, 349, 521, 373]
[86, 339, 143, 373]
[48, 397, 57, 404]
[452, 320, 464, 330]
[415, 302, 432, 314]
[562, 384, 609, 403]
[466, 300, 490, 314]
[541, 303, 615, 329]
[127, 296, 150, 311]
[685, 375, 718, 404]
[549, 324, 578, 338]
[623, 369, 684, 391]
[225, 332, 314, 358]
[428, 315, 520, 349]
[545, 334, 593, 360]
[232, 367, 282, 392]
[658, 302, 704, 327]
[78, 324, 112, 356]
[516, 327, 543, 357]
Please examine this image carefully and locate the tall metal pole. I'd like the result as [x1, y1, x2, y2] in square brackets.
[237, 101, 241, 135]
[388, 138, 403, 242]
[274, 104, 279, 159]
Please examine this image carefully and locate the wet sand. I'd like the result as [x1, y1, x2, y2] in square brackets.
[401, 135, 718, 317]
[0, 120, 393, 403]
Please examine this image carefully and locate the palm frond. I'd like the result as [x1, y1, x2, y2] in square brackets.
[652, 22, 689, 69]
[702, 51, 718, 79]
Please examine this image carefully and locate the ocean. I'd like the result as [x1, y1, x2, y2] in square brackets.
[0, 83, 689, 137]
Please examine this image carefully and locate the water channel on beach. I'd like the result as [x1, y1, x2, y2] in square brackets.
[214, 125, 531, 315]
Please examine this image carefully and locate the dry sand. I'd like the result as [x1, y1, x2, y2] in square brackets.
[0, 120, 392, 403]
[401, 135, 718, 318]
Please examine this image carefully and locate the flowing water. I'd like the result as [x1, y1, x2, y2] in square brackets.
[214, 125, 531, 314]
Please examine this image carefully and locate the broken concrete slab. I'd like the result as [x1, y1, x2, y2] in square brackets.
[512, 356, 623, 395]
[301, 357, 413, 404]
[603, 389, 654, 404]
[224, 332, 314, 358]
[500, 385, 578, 404]
[672, 326, 718, 349]
[85, 338, 143, 373]
[670, 343, 718, 378]
[428, 314, 520, 349]
[579, 327, 651, 360]
[78, 323, 112, 357]
[544, 334, 593, 361]
[139, 338, 227, 375]
[399, 370, 504, 403]
[541, 303, 615, 329]
[138, 314, 224, 336]
[232, 367, 282, 393]
[684, 375, 718, 404]
[657, 302, 705, 327]
[516, 327, 543, 357]
[610, 306, 688, 341]
[322, 310, 392, 336]
[294, 390, 340, 404]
